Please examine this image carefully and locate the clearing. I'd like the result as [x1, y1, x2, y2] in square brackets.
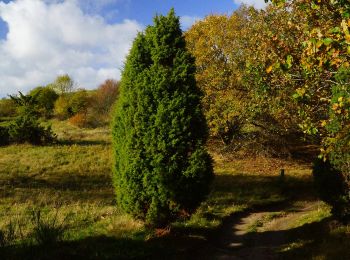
[0, 120, 349, 259]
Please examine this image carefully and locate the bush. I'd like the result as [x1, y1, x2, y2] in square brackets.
[8, 115, 56, 145]
[54, 95, 73, 120]
[0, 126, 10, 146]
[69, 89, 91, 115]
[29, 86, 59, 118]
[54, 90, 92, 121]
[68, 113, 87, 128]
[313, 158, 350, 221]
[112, 9, 213, 226]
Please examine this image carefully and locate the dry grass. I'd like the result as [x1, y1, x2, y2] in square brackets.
[0, 120, 145, 255]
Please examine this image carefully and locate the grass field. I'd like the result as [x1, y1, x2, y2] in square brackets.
[0, 120, 349, 259]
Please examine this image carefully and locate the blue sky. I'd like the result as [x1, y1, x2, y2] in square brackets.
[0, 0, 265, 97]
[87, 0, 239, 25]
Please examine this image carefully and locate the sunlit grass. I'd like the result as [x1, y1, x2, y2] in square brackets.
[0, 120, 349, 259]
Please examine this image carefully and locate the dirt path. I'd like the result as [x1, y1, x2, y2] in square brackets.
[207, 200, 325, 259]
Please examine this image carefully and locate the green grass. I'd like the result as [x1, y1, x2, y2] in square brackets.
[0, 120, 349, 259]
[0, 120, 150, 258]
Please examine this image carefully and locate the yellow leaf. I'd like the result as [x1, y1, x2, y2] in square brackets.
[296, 88, 306, 96]
[266, 65, 273, 74]
[342, 19, 349, 35]
[346, 34, 350, 44]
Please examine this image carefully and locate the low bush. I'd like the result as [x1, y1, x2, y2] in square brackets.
[29, 86, 59, 119]
[69, 112, 103, 128]
[0, 126, 10, 146]
[69, 113, 88, 128]
[313, 158, 350, 221]
[8, 115, 56, 145]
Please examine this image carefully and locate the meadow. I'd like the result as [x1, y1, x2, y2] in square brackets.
[1, 120, 349, 259]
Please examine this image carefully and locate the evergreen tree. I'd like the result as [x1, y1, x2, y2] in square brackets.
[112, 9, 213, 226]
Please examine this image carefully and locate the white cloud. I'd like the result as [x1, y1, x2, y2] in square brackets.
[180, 15, 201, 31]
[0, 0, 142, 96]
[233, 0, 267, 9]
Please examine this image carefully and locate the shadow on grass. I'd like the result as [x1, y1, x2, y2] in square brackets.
[212, 214, 349, 260]
[0, 235, 169, 260]
[0, 230, 221, 260]
[214, 216, 335, 259]
[0, 172, 114, 204]
[1, 173, 333, 259]
[4, 173, 112, 191]
[57, 139, 111, 146]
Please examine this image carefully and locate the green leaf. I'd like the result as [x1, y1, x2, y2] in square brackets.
[286, 55, 293, 69]
[323, 38, 333, 46]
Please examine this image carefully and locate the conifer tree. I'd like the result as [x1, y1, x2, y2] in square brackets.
[112, 9, 213, 225]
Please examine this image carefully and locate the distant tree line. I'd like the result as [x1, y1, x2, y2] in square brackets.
[0, 74, 119, 145]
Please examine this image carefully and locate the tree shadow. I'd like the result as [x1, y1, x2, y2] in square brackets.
[1, 231, 220, 260]
[211, 216, 337, 259]
[170, 173, 332, 259]
[57, 139, 111, 146]
[0, 172, 335, 259]
[0, 172, 114, 204]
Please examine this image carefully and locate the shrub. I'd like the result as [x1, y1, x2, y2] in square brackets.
[29, 86, 59, 118]
[112, 9, 214, 226]
[0, 126, 10, 146]
[69, 89, 91, 115]
[7, 92, 56, 145]
[54, 95, 72, 120]
[68, 112, 90, 128]
[54, 90, 91, 121]
[8, 115, 56, 145]
[313, 158, 350, 221]
[315, 70, 350, 220]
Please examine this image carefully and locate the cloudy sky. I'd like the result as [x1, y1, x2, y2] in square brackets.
[0, 0, 267, 97]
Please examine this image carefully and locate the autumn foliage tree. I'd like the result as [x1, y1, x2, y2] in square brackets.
[185, 9, 252, 144]
[51, 74, 75, 94]
[186, 5, 306, 148]
[112, 9, 213, 226]
[258, 0, 350, 218]
[93, 79, 119, 116]
[185, 0, 350, 217]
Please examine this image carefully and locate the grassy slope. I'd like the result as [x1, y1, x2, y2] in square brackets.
[0, 120, 349, 259]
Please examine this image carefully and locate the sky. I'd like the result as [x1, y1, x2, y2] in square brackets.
[0, 0, 267, 97]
